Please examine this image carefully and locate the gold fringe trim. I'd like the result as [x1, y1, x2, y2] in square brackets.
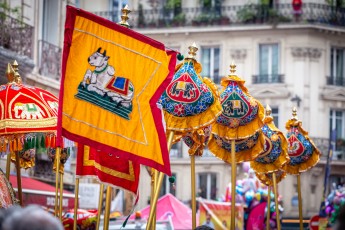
[220, 75, 248, 94]
[208, 131, 265, 163]
[255, 171, 287, 187]
[284, 147, 320, 175]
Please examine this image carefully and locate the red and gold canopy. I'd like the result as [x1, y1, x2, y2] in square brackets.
[284, 107, 320, 175]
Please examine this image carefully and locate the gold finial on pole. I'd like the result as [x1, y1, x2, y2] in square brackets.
[12, 60, 22, 84]
[229, 61, 236, 74]
[265, 104, 272, 117]
[292, 106, 298, 120]
[187, 42, 198, 60]
[6, 63, 15, 83]
[118, 5, 131, 28]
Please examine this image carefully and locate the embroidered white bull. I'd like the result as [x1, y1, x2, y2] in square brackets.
[82, 47, 134, 108]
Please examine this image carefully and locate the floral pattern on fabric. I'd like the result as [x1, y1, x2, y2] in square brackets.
[286, 127, 313, 166]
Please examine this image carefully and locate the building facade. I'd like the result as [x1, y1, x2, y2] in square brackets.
[1, 0, 345, 220]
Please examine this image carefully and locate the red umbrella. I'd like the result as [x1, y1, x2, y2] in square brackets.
[1, 61, 58, 205]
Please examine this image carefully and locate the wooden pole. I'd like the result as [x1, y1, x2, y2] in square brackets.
[146, 131, 175, 230]
[230, 139, 236, 230]
[191, 155, 196, 229]
[150, 169, 158, 228]
[54, 147, 61, 216]
[103, 186, 112, 230]
[73, 178, 79, 230]
[6, 153, 11, 179]
[96, 183, 104, 230]
[14, 151, 22, 206]
[297, 174, 303, 230]
[266, 186, 271, 230]
[59, 172, 64, 220]
[272, 172, 281, 230]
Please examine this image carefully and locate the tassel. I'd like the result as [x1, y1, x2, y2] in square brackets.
[52, 136, 56, 148]
[9, 139, 13, 152]
[35, 135, 39, 149]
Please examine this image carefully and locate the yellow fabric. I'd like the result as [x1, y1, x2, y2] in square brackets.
[211, 99, 265, 139]
[250, 116, 290, 174]
[164, 75, 222, 134]
[255, 171, 287, 187]
[61, 16, 173, 166]
[10, 151, 35, 169]
[208, 131, 265, 163]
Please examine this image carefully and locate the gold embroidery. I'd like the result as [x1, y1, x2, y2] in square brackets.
[0, 118, 57, 129]
[83, 146, 135, 181]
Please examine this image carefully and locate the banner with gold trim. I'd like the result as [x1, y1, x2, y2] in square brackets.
[57, 6, 177, 175]
[76, 144, 140, 194]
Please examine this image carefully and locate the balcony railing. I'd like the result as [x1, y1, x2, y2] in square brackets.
[38, 40, 62, 80]
[0, 14, 34, 58]
[252, 74, 284, 84]
[93, 3, 345, 28]
[326, 76, 345, 86]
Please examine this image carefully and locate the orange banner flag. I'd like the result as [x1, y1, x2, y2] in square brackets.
[57, 6, 177, 175]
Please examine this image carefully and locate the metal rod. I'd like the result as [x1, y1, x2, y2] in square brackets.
[272, 172, 281, 230]
[146, 131, 175, 230]
[96, 183, 104, 230]
[266, 186, 271, 230]
[59, 172, 64, 220]
[54, 147, 61, 216]
[191, 155, 196, 229]
[231, 139, 236, 230]
[152, 169, 158, 228]
[297, 174, 303, 230]
[6, 153, 11, 179]
[73, 178, 79, 230]
[103, 186, 112, 230]
[15, 151, 22, 206]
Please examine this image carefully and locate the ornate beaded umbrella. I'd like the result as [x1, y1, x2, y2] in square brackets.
[284, 107, 320, 229]
[158, 43, 222, 229]
[207, 62, 265, 228]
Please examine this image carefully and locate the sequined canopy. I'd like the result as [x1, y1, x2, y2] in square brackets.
[208, 63, 265, 163]
[284, 108, 320, 175]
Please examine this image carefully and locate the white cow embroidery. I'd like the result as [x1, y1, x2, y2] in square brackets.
[82, 47, 134, 108]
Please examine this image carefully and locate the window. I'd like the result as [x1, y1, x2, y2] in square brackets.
[330, 47, 345, 86]
[42, 0, 59, 45]
[159, 173, 177, 197]
[170, 142, 183, 158]
[257, 44, 280, 83]
[198, 172, 217, 200]
[271, 107, 279, 128]
[330, 110, 345, 159]
[201, 47, 220, 84]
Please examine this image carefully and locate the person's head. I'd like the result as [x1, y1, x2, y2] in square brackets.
[194, 225, 214, 230]
[2, 205, 63, 230]
[206, 212, 212, 222]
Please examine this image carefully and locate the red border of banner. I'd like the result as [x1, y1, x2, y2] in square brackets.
[57, 5, 176, 175]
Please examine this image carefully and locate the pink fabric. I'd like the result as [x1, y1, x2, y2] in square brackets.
[133, 193, 194, 229]
[246, 202, 267, 230]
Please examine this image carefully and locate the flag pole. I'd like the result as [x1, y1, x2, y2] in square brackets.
[103, 186, 112, 230]
[59, 170, 64, 220]
[55, 147, 61, 216]
[266, 186, 271, 230]
[73, 178, 79, 230]
[191, 155, 196, 229]
[297, 174, 303, 230]
[272, 172, 281, 230]
[96, 183, 104, 230]
[150, 168, 157, 228]
[231, 139, 236, 230]
[14, 151, 23, 206]
[146, 131, 175, 230]
[6, 153, 11, 179]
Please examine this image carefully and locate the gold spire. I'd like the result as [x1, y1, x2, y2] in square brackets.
[6, 63, 15, 83]
[265, 104, 272, 117]
[291, 107, 298, 120]
[229, 61, 236, 74]
[186, 42, 198, 60]
[118, 5, 131, 28]
[12, 60, 22, 84]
